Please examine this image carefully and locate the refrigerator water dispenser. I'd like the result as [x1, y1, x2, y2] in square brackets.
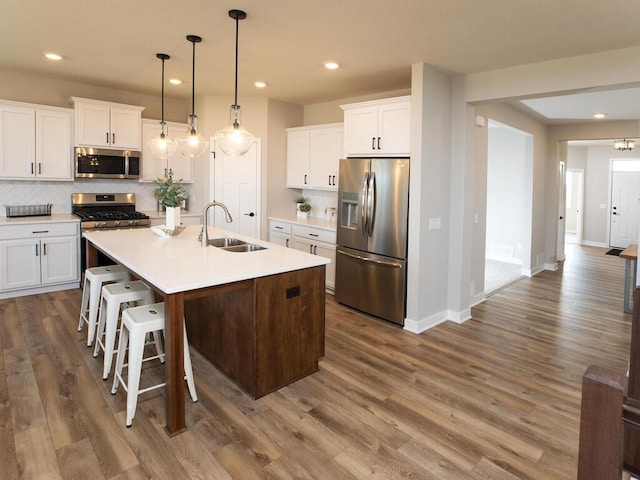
[340, 192, 359, 228]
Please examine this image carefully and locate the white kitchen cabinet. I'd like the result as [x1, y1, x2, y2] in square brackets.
[140, 119, 193, 182]
[72, 97, 144, 150]
[0, 102, 73, 180]
[341, 96, 410, 156]
[0, 221, 80, 297]
[269, 219, 292, 248]
[149, 213, 200, 227]
[291, 224, 336, 292]
[286, 123, 343, 190]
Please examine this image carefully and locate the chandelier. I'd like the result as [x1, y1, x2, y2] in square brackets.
[614, 139, 635, 151]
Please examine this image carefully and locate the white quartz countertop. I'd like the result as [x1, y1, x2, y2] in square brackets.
[269, 215, 337, 232]
[83, 225, 329, 294]
[0, 214, 79, 225]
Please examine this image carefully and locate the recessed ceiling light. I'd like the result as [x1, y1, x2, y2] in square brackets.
[44, 52, 62, 61]
[324, 61, 340, 70]
[593, 112, 607, 119]
[169, 78, 182, 85]
[254, 81, 267, 88]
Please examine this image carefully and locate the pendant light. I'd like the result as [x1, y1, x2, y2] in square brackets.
[148, 53, 177, 160]
[215, 9, 255, 157]
[177, 35, 209, 158]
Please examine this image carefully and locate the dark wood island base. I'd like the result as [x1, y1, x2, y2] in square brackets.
[184, 265, 326, 398]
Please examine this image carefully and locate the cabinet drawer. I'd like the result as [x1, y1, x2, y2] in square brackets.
[0, 222, 79, 240]
[270, 220, 292, 234]
[292, 225, 336, 244]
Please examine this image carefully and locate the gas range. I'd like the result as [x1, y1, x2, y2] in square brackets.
[72, 193, 150, 230]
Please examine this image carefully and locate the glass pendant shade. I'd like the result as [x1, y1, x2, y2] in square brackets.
[148, 123, 177, 160]
[148, 54, 177, 160]
[215, 9, 254, 157]
[216, 105, 254, 156]
[177, 114, 208, 158]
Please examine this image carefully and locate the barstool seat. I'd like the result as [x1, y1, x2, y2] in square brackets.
[93, 280, 157, 380]
[77, 265, 130, 347]
[111, 302, 197, 427]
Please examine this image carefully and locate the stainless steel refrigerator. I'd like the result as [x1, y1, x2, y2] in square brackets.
[335, 158, 410, 325]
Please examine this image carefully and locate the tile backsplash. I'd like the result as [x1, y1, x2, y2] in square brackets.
[0, 179, 193, 216]
[301, 189, 338, 219]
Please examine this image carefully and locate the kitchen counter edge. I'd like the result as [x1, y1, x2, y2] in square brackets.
[268, 215, 337, 232]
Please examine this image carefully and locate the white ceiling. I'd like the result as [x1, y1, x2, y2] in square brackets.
[3, 0, 640, 119]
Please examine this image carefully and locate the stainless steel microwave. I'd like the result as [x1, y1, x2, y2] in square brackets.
[75, 147, 141, 179]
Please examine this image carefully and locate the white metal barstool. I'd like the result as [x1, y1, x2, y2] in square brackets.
[78, 265, 130, 347]
[93, 280, 158, 380]
[111, 302, 198, 427]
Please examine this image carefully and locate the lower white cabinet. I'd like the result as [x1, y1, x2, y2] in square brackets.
[269, 220, 292, 248]
[149, 213, 201, 227]
[269, 219, 336, 292]
[0, 221, 80, 297]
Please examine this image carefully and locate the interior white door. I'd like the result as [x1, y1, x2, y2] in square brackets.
[610, 171, 640, 248]
[212, 140, 260, 238]
[557, 161, 566, 261]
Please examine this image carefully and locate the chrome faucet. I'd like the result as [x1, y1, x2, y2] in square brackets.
[200, 201, 233, 246]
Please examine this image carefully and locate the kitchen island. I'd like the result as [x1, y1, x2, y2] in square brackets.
[83, 225, 328, 436]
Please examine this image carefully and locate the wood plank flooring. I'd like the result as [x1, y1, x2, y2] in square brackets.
[0, 243, 632, 479]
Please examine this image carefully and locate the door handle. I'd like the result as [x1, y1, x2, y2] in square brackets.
[244, 212, 255, 217]
[112, 133, 115, 144]
[377, 137, 381, 150]
[337, 249, 403, 268]
[371, 137, 376, 150]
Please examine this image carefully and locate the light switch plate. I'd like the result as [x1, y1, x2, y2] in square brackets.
[428, 217, 441, 230]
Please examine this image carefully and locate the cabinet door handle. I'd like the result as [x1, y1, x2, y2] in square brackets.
[332, 175, 336, 186]
[31, 163, 34, 175]
[328, 175, 331, 186]
[275, 226, 283, 230]
[377, 137, 381, 150]
[309, 233, 319, 237]
[372, 137, 376, 150]
[285, 238, 289, 247]
[304, 174, 308, 185]
[38, 163, 42, 175]
[106, 132, 109, 144]
[314, 245, 318, 255]
[112, 133, 115, 144]
[35, 243, 39, 257]
[32, 230, 49, 234]
[43, 243, 47, 255]
[309, 245, 313, 254]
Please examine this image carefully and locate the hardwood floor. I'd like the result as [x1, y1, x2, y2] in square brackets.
[0, 243, 632, 479]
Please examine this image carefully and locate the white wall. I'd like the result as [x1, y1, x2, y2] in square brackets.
[485, 124, 527, 264]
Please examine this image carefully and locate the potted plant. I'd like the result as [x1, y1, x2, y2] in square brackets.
[154, 171, 188, 230]
[295, 196, 306, 217]
[298, 202, 311, 219]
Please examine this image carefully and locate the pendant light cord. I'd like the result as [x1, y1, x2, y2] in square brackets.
[234, 13, 239, 108]
[191, 39, 196, 118]
[161, 57, 165, 131]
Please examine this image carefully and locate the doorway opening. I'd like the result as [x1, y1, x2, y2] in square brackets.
[565, 169, 584, 245]
[610, 159, 640, 248]
[484, 120, 532, 294]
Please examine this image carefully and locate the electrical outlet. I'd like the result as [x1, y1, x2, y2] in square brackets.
[428, 217, 441, 230]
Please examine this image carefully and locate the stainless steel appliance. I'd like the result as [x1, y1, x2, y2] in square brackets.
[72, 193, 150, 271]
[335, 158, 410, 325]
[75, 147, 141, 179]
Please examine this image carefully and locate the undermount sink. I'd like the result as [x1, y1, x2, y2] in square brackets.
[207, 237, 247, 248]
[207, 237, 267, 252]
[221, 244, 267, 253]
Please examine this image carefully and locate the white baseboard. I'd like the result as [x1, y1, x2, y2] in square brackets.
[521, 265, 544, 277]
[544, 262, 558, 271]
[0, 281, 80, 300]
[582, 240, 609, 248]
[404, 308, 471, 334]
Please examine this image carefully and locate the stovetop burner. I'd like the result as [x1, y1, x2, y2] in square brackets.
[72, 193, 150, 230]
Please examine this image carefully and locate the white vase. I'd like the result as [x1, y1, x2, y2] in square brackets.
[296, 202, 304, 217]
[165, 206, 181, 230]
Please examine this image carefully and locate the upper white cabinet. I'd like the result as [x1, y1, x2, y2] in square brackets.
[140, 119, 193, 183]
[341, 96, 410, 157]
[0, 101, 73, 180]
[72, 97, 144, 150]
[286, 123, 343, 190]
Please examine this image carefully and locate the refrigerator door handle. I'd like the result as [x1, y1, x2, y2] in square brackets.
[361, 172, 369, 237]
[367, 172, 376, 237]
[337, 249, 403, 268]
